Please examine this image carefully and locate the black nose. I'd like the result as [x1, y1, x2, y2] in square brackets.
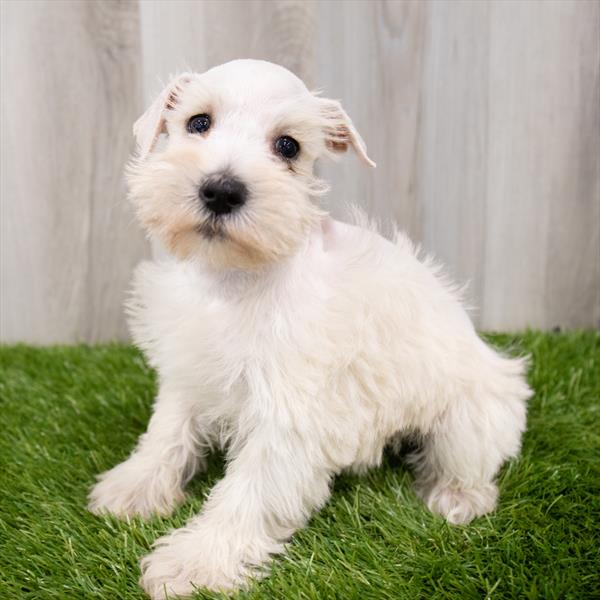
[200, 173, 247, 215]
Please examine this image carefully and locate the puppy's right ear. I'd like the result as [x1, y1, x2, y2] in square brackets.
[133, 73, 194, 159]
[317, 97, 376, 168]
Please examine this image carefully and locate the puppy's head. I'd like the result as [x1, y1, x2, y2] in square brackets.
[127, 59, 374, 269]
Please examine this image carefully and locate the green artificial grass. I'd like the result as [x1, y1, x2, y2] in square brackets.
[1, 332, 599, 599]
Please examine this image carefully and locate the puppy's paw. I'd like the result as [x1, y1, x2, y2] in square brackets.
[421, 482, 498, 525]
[140, 522, 281, 598]
[424, 483, 498, 525]
[88, 457, 186, 519]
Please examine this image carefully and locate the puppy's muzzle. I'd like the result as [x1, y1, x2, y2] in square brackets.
[200, 173, 247, 216]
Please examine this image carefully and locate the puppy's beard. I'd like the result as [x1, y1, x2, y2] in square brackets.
[196, 218, 228, 240]
[128, 157, 325, 268]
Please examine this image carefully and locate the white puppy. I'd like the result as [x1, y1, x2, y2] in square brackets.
[88, 59, 531, 599]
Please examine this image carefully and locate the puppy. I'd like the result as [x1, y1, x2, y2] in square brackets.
[88, 59, 531, 599]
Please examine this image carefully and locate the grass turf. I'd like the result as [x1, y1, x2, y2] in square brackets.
[0, 332, 599, 600]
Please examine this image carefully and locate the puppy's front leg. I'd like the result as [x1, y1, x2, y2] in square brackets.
[88, 385, 204, 518]
[140, 424, 333, 598]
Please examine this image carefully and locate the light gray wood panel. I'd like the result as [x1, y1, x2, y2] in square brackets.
[419, 0, 490, 325]
[0, 0, 149, 343]
[316, 0, 490, 324]
[2, 0, 599, 341]
[139, 0, 317, 102]
[316, 0, 426, 240]
[484, 0, 600, 330]
[545, 0, 600, 330]
[318, 0, 599, 331]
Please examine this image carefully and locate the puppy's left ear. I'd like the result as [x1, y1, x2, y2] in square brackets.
[318, 98, 376, 168]
[133, 72, 194, 159]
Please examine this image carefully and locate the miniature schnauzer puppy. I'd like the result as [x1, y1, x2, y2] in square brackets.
[88, 59, 531, 599]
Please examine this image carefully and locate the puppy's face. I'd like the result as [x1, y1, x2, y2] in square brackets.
[127, 59, 374, 269]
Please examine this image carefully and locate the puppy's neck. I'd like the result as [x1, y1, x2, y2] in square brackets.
[189, 219, 331, 299]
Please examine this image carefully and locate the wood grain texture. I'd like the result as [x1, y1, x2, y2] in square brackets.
[484, 0, 600, 329]
[139, 0, 317, 101]
[316, 0, 427, 240]
[1, 0, 149, 343]
[1, 0, 598, 341]
[418, 0, 490, 325]
[317, 0, 599, 330]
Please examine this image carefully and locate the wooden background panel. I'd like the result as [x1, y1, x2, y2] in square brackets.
[419, 0, 490, 325]
[484, 0, 600, 330]
[1, 0, 598, 341]
[1, 1, 89, 344]
[83, 1, 152, 341]
[317, 0, 599, 330]
[316, 0, 426, 240]
[0, 0, 148, 343]
[139, 0, 317, 102]
[541, 0, 600, 330]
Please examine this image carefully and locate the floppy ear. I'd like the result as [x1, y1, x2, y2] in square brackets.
[318, 98, 376, 168]
[133, 73, 194, 159]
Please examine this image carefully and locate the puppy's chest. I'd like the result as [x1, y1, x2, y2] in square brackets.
[170, 290, 311, 395]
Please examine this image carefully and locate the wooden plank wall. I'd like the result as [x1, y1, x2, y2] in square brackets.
[1, 0, 150, 343]
[1, 0, 599, 342]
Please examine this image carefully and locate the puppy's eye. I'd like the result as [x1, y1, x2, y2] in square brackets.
[187, 114, 211, 134]
[274, 136, 300, 160]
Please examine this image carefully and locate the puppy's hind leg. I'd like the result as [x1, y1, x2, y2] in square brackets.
[412, 373, 529, 525]
[88, 384, 205, 519]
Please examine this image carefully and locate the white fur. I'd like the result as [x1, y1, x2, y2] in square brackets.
[88, 59, 531, 599]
